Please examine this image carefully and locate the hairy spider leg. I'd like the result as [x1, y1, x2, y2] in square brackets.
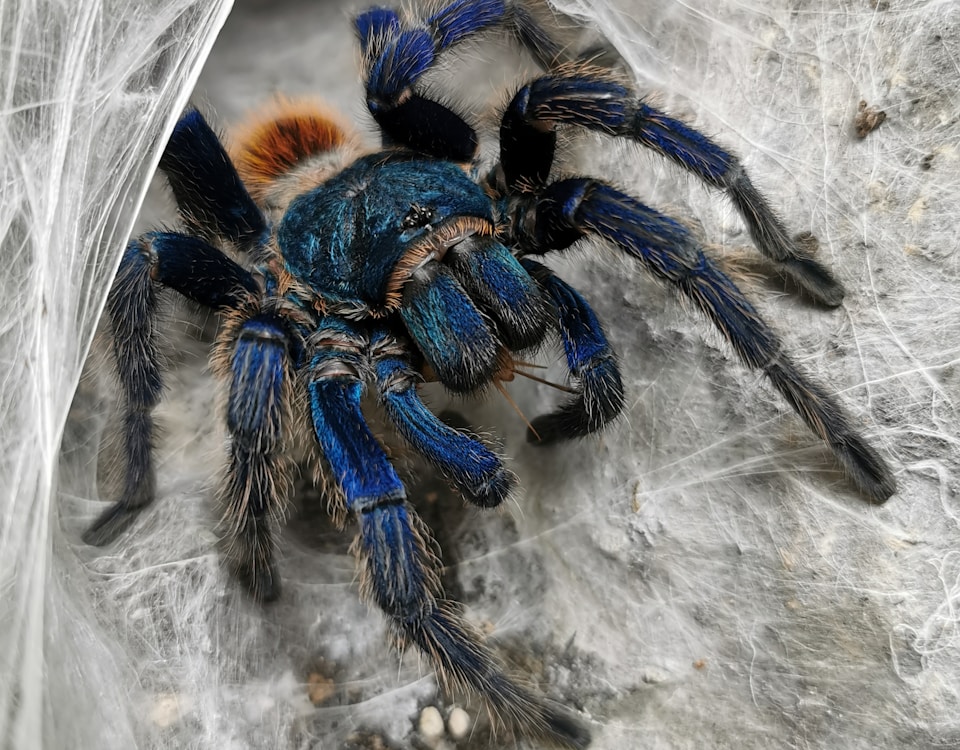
[356, 0, 568, 71]
[521, 178, 896, 502]
[355, 3, 485, 160]
[214, 312, 294, 602]
[370, 329, 516, 508]
[519, 259, 626, 443]
[356, 0, 572, 161]
[160, 108, 269, 255]
[356, 0, 619, 162]
[415, 0, 564, 61]
[499, 71, 845, 306]
[306, 321, 590, 749]
[84, 233, 260, 546]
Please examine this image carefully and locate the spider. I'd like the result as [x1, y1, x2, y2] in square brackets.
[85, 1, 896, 747]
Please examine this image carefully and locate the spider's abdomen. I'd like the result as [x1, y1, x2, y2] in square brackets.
[230, 98, 360, 212]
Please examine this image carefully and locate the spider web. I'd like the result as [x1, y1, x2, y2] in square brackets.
[3, 0, 959, 748]
[0, 1, 232, 747]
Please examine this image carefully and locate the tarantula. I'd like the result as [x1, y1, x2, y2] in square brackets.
[85, 1, 896, 746]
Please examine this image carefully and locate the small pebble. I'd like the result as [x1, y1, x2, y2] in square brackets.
[307, 672, 335, 706]
[419, 705, 445, 740]
[148, 693, 184, 728]
[447, 706, 470, 740]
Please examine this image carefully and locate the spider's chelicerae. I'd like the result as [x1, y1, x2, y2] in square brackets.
[86, 1, 896, 746]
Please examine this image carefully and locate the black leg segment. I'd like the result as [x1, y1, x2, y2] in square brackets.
[500, 70, 844, 305]
[84, 242, 164, 545]
[521, 259, 625, 443]
[85, 233, 259, 545]
[161, 109, 268, 252]
[519, 177, 895, 502]
[355, 5, 483, 161]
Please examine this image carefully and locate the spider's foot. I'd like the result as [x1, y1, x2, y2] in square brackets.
[525, 407, 612, 445]
[84, 475, 155, 546]
[780, 256, 845, 307]
[225, 516, 283, 603]
[527, 411, 572, 446]
[399, 608, 592, 750]
[235, 558, 282, 603]
[540, 705, 592, 750]
[779, 234, 845, 307]
[462, 465, 516, 508]
[83, 501, 148, 546]
[526, 364, 625, 446]
[763, 360, 895, 503]
[831, 434, 897, 504]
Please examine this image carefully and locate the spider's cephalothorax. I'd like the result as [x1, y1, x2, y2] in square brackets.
[86, 2, 896, 747]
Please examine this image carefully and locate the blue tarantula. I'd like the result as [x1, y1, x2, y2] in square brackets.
[86, 1, 896, 746]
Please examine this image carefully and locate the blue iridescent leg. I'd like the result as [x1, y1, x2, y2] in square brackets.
[370, 330, 515, 507]
[216, 313, 293, 602]
[519, 178, 895, 502]
[307, 322, 589, 748]
[500, 71, 844, 306]
[354, 2, 499, 159]
[355, 1, 568, 71]
[519, 259, 625, 444]
[160, 108, 268, 253]
[357, 0, 561, 161]
[84, 234, 259, 545]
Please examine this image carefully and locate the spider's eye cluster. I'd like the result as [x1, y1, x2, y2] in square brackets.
[401, 204, 435, 231]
